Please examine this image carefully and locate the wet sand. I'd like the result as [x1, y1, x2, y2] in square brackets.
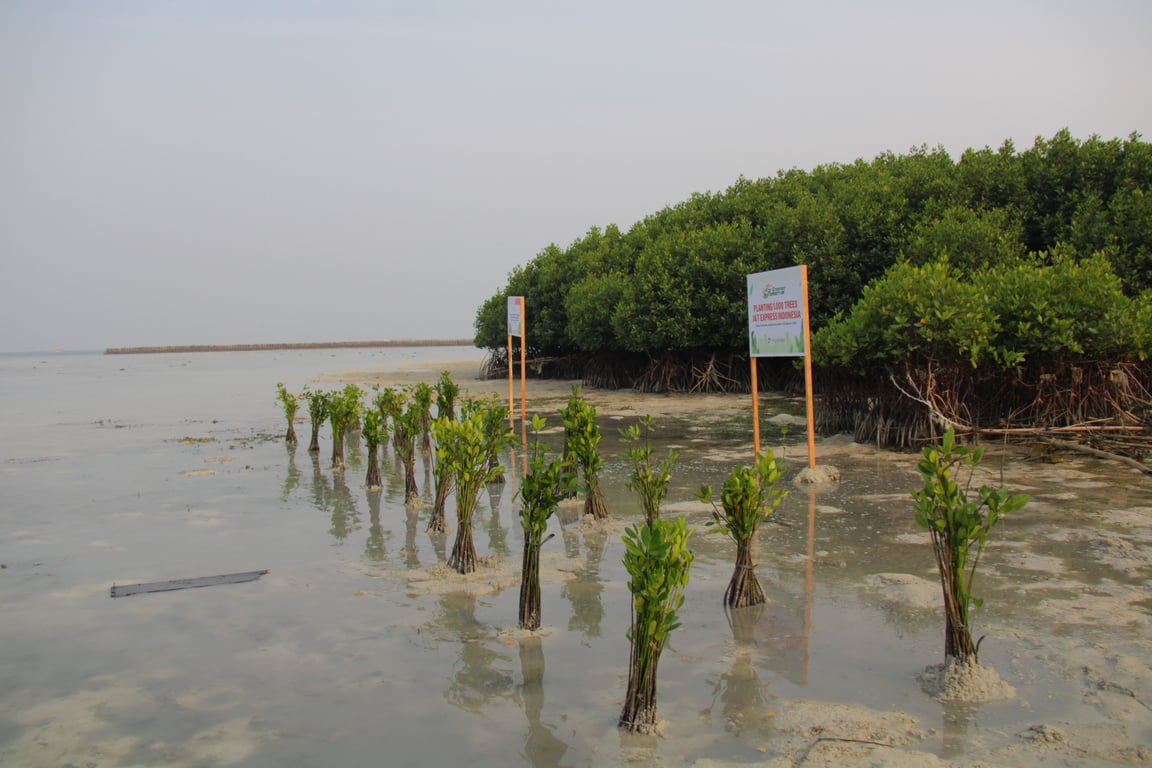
[343, 357, 1152, 767]
[2, 350, 1150, 767]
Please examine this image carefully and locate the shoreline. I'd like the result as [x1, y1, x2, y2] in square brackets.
[104, 338, 477, 355]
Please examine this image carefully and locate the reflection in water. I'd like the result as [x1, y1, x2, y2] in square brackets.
[804, 491, 816, 686]
[404, 502, 422, 570]
[421, 452, 433, 502]
[486, 483, 510, 558]
[702, 605, 776, 738]
[309, 454, 362, 543]
[558, 505, 582, 558]
[429, 526, 448, 564]
[941, 702, 978, 759]
[344, 426, 364, 471]
[328, 471, 361, 542]
[281, 444, 301, 501]
[518, 636, 570, 768]
[365, 489, 387, 562]
[383, 447, 405, 505]
[439, 593, 515, 714]
[563, 527, 607, 639]
[755, 492, 818, 687]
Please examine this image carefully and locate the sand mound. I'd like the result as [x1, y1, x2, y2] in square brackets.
[918, 658, 1015, 702]
[863, 573, 941, 610]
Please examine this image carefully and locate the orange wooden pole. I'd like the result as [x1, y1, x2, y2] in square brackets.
[751, 357, 761, 458]
[507, 333, 515, 430]
[801, 265, 816, 469]
[519, 304, 527, 425]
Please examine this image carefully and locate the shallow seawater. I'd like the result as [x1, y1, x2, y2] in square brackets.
[1, 348, 1149, 767]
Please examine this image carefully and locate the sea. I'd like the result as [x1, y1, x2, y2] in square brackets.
[1, 346, 1148, 767]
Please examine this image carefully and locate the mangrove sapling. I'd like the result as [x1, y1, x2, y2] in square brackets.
[373, 386, 403, 447]
[342, 383, 365, 434]
[621, 415, 679, 529]
[435, 411, 504, 574]
[275, 382, 300, 445]
[698, 452, 788, 608]
[326, 389, 353, 472]
[362, 409, 385, 490]
[562, 391, 609, 520]
[303, 387, 328, 453]
[393, 401, 421, 503]
[435, 370, 459, 422]
[412, 382, 435, 459]
[913, 428, 1029, 664]
[619, 517, 695, 734]
[557, 386, 582, 499]
[428, 414, 453, 533]
[517, 416, 577, 631]
[479, 398, 514, 484]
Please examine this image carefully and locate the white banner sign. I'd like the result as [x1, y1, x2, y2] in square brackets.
[747, 267, 806, 357]
[507, 296, 524, 338]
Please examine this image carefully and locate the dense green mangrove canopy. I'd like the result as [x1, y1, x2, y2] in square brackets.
[474, 130, 1152, 452]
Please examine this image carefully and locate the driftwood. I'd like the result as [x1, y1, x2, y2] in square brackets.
[111, 570, 269, 598]
[1037, 437, 1152, 476]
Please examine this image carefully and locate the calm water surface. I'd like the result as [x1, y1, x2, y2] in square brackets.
[1, 347, 1148, 766]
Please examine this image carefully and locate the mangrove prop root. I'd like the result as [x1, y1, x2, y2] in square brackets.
[518, 538, 542, 631]
[448, 520, 477, 574]
[817, 360, 1152, 455]
[428, 484, 449, 532]
[619, 635, 663, 733]
[365, 452, 382, 489]
[584, 474, 609, 520]
[724, 544, 765, 608]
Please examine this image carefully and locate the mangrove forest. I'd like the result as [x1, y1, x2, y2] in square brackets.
[473, 129, 1152, 457]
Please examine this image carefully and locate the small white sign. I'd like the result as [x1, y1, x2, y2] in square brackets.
[507, 296, 524, 338]
[747, 267, 806, 357]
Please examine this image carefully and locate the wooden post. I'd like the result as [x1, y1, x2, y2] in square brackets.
[519, 304, 527, 426]
[801, 265, 816, 470]
[751, 357, 761, 458]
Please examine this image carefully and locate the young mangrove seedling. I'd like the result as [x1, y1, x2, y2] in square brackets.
[517, 415, 577, 630]
[302, 388, 328, 453]
[619, 517, 695, 734]
[621, 414, 678, 529]
[342, 383, 365, 433]
[412, 381, 435, 459]
[913, 428, 1029, 664]
[562, 389, 608, 520]
[428, 413, 453, 533]
[435, 409, 504, 574]
[699, 451, 787, 608]
[557, 385, 582, 499]
[362, 409, 386, 490]
[480, 398, 514, 484]
[373, 386, 403, 447]
[435, 370, 459, 422]
[326, 388, 357, 472]
[393, 398, 421, 503]
[275, 383, 300, 445]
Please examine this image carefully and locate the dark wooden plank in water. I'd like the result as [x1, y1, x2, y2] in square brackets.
[110, 569, 269, 598]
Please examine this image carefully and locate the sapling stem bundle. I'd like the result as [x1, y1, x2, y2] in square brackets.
[619, 518, 694, 733]
[699, 452, 787, 609]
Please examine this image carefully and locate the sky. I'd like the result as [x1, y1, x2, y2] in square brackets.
[1, 1, 1150, 352]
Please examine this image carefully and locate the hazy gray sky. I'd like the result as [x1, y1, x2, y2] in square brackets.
[2, 1, 1149, 352]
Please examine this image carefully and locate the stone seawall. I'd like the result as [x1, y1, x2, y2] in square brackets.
[105, 339, 476, 354]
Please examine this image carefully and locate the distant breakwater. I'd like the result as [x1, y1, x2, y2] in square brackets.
[105, 339, 476, 355]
